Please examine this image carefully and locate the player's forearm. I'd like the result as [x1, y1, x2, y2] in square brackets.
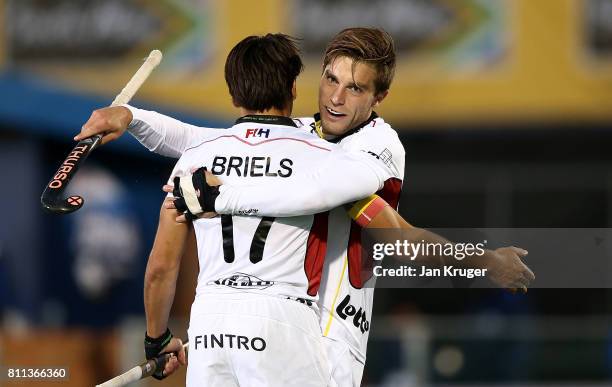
[215, 152, 385, 217]
[403, 227, 497, 270]
[361, 199, 531, 289]
[364, 207, 492, 268]
[144, 267, 179, 337]
[124, 105, 203, 158]
[397, 225, 496, 270]
[144, 204, 190, 337]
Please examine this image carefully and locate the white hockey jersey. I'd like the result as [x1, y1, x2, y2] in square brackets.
[161, 114, 393, 308]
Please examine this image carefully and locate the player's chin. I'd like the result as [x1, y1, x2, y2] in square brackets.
[321, 118, 350, 137]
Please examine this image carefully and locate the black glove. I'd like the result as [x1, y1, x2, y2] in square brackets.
[144, 328, 173, 380]
[173, 167, 220, 220]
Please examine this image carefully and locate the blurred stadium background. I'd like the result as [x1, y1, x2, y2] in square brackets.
[2, 0, 612, 386]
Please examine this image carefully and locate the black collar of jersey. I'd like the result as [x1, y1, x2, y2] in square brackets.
[313, 111, 378, 143]
[235, 115, 297, 127]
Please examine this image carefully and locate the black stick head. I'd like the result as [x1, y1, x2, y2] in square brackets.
[40, 135, 101, 215]
[41, 194, 85, 215]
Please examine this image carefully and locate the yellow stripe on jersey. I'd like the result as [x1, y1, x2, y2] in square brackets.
[314, 119, 324, 139]
[323, 255, 348, 337]
[347, 194, 379, 221]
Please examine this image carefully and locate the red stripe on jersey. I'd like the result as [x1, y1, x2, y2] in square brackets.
[304, 212, 329, 296]
[379, 178, 402, 209]
[347, 178, 403, 289]
[185, 135, 332, 152]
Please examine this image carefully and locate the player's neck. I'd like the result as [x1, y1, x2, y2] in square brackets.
[239, 107, 291, 118]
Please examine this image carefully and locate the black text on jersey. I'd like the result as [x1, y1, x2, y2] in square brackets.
[211, 156, 293, 177]
[193, 334, 267, 351]
[336, 295, 370, 334]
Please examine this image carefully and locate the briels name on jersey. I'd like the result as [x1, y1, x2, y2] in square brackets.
[211, 156, 293, 178]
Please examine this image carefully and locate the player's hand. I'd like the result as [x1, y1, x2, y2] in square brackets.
[161, 190, 218, 222]
[74, 106, 133, 145]
[144, 329, 186, 380]
[486, 246, 535, 293]
[160, 337, 187, 378]
[161, 195, 216, 222]
[162, 169, 221, 222]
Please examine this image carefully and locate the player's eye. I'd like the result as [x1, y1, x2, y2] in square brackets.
[326, 75, 338, 84]
[348, 85, 362, 93]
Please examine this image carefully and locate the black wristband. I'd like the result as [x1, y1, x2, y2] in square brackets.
[144, 328, 173, 360]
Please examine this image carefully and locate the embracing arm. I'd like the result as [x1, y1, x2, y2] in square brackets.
[125, 105, 209, 157]
[213, 125, 404, 217]
[214, 150, 390, 217]
[75, 105, 216, 158]
[356, 199, 535, 290]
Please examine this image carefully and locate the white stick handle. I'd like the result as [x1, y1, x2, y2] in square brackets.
[111, 49, 163, 106]
[95, 366, 142, 387]
[95, 341, 188, 387]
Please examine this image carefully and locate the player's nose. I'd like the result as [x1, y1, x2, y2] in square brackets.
[330, 86, 345, 106]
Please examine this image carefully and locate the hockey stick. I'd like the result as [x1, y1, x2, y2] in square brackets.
[40, 49, 163, 214]
[96, 341, 188, 387]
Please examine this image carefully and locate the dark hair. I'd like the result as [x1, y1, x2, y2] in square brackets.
[225, 33, 304, 112]
[323, 27, 396, 94]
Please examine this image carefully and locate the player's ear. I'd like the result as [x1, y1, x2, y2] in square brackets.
[231, 97, 240, 108]
[372, 90, 388, 107]
[291, 80, 297, 101]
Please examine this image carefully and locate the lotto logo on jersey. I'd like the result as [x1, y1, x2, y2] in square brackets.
[212, 273, 275, 289]
[245, 128, 270, 138]
[336, 295, 370, 334]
